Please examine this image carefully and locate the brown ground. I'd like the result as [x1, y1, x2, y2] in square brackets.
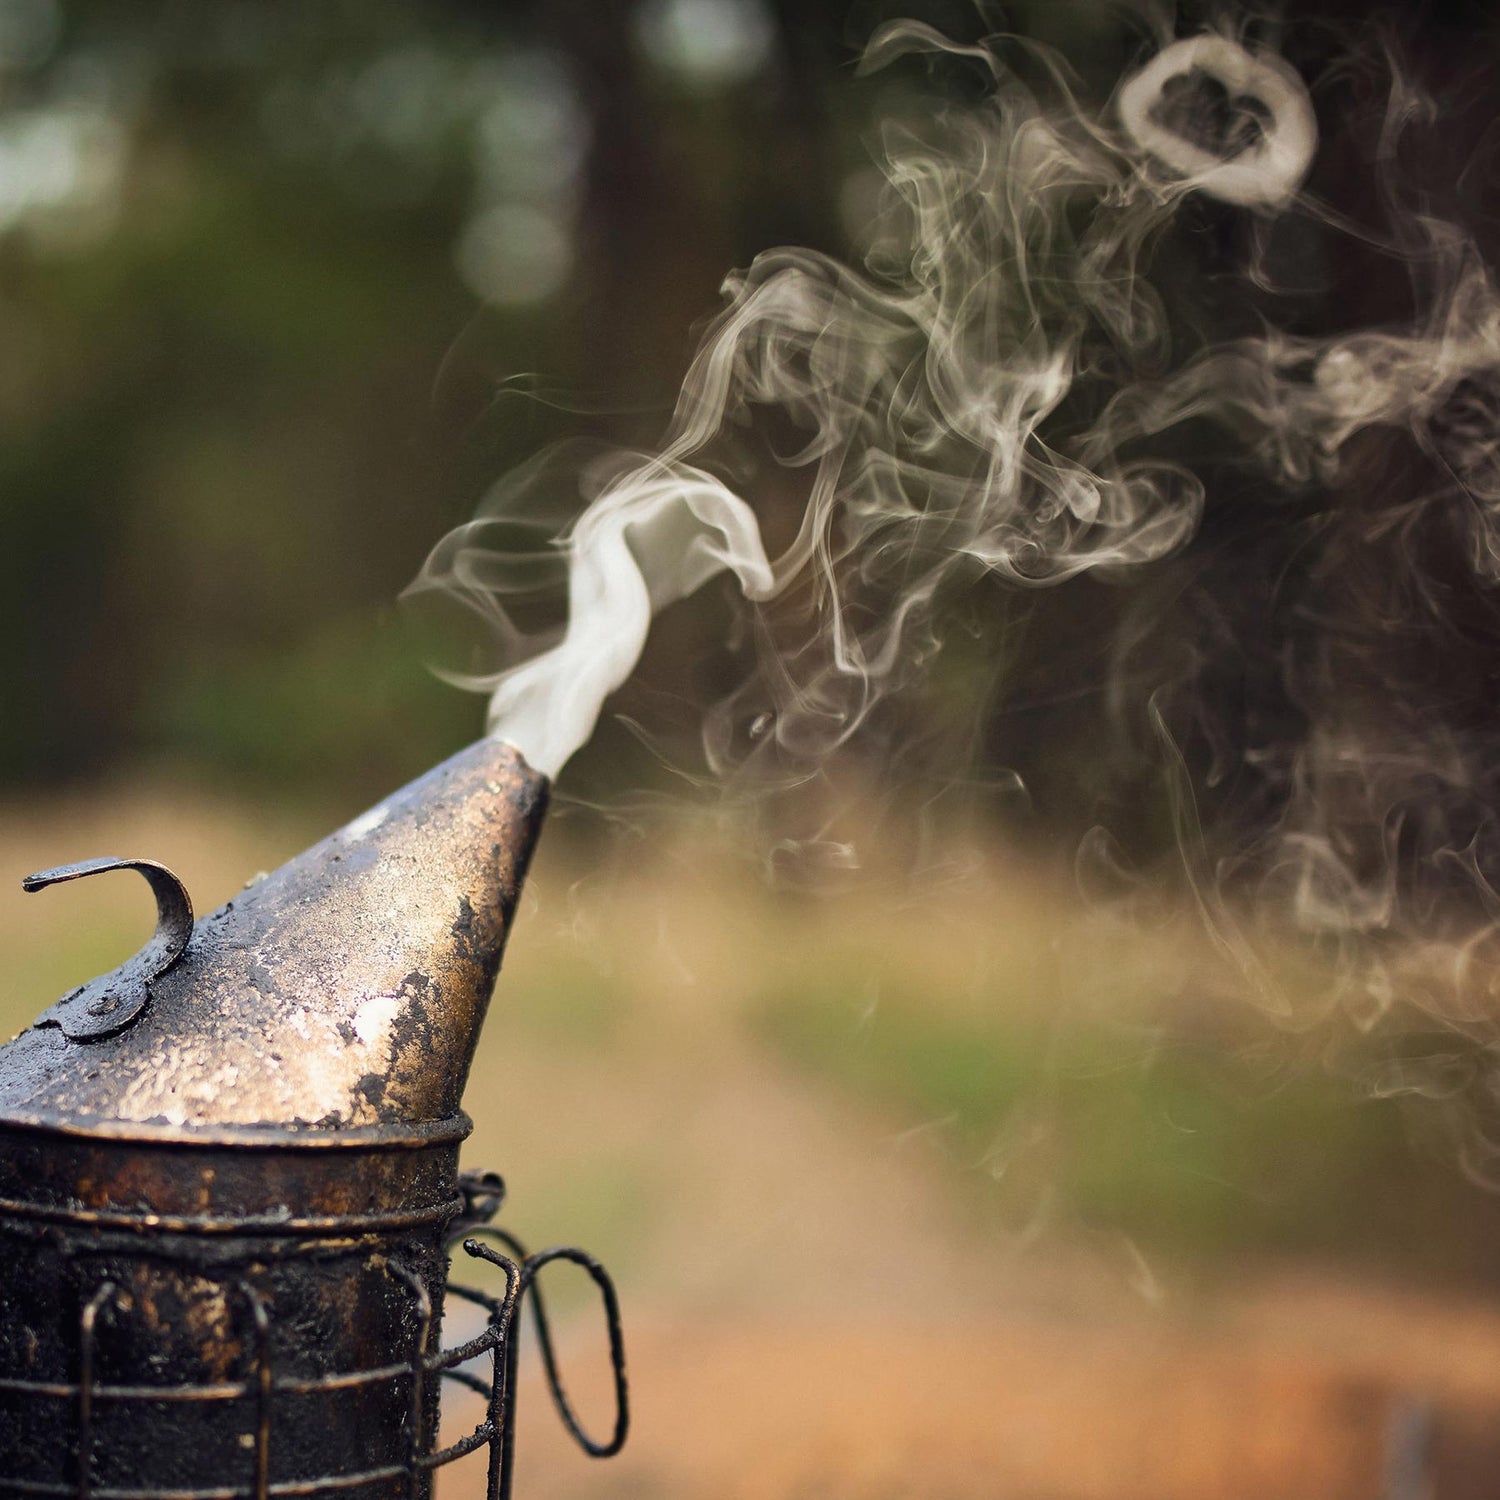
[4, 780, 1500, 1498]
[445, 1304, 1500, 1500]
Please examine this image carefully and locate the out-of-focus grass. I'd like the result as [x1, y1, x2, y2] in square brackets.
[498, 955, 625, 1053]
[755, 986, 1500, 1281]
[5, 781, 1499, 1295]
[11, 788, 1500, 1500]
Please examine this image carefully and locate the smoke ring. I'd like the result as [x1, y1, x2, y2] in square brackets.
[1118, 36, 1317, 208]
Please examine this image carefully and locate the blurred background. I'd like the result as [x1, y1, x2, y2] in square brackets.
[4, 0, 1500, 1495]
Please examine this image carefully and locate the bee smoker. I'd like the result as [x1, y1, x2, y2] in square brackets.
[0, 739, 626, 1499]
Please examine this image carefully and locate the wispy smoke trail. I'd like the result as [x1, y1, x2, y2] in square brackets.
[409, 16, 1500, 1077]
[412, 22, 1321, 777]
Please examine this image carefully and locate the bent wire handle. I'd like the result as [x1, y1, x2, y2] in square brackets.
[23, 857, 194, 1040]
[461, 1228, 630, 1496]
[513, 1238, 630, 1458]
[459, 1238, 526, 1500]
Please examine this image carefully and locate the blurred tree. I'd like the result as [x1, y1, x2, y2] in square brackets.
[2, 0, 1496, 873]
[0, 0, 874, 799]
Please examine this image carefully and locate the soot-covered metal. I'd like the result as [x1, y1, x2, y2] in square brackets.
[0, 740, 627, 1499]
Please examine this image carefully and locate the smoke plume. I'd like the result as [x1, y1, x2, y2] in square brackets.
[408, 13, 1500, 1098]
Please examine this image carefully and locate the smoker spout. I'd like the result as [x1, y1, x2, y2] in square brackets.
[0, 738, 547, 1135]
[0, 739, 632, 1500]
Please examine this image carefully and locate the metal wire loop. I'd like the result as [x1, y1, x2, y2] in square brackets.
[237, 1284, 272, 1500]
[384, 1264, 433, 1500]
[460, 1227, 629, 1465]
[76, 1282, 118, 1500]
[455, 1169, 507, 1230]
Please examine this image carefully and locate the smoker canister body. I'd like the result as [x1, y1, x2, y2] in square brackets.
[0, 740, 602, 1499]
[0, 1122, 461, 1496]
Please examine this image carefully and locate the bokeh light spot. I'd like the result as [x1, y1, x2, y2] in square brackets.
[634, 0, 776, 86]
[455, 201, 573, 307]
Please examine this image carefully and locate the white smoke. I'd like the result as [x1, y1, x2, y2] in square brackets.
[1116, 35, 1316, 208]
[470, 459, 774, 775]
[408, 15, 1500, 1057]
[412, 23, 1329, 777]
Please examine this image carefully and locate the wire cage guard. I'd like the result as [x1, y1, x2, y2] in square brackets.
[0, 1171, 628, 1500]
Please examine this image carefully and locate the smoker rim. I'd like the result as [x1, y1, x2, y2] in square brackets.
[0, 1192, 466, 1236]
[0, 1112, 473, 1236]
[0, 1110, 472, 1149]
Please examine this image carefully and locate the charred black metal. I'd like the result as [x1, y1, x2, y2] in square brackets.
[0, 740, 628, 1498]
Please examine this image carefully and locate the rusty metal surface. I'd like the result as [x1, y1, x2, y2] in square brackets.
[0, 739, 547, 1134]
[0, 1118, 466, 1233]
[0, 1181, 454, 1497]
[0, 1165, 628, 1500]
[0, 1115, 467, 1496]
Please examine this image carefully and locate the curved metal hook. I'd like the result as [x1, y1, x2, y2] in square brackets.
[517, 1245, 629, 1459]
[23, 857, 194, 1041]
[461, 1226, 629, 1500]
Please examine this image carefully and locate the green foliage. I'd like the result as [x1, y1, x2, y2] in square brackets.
[144, 609, 480, 796]
[2, 0, 867, 793]
[755, 986, 1500, 1281]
